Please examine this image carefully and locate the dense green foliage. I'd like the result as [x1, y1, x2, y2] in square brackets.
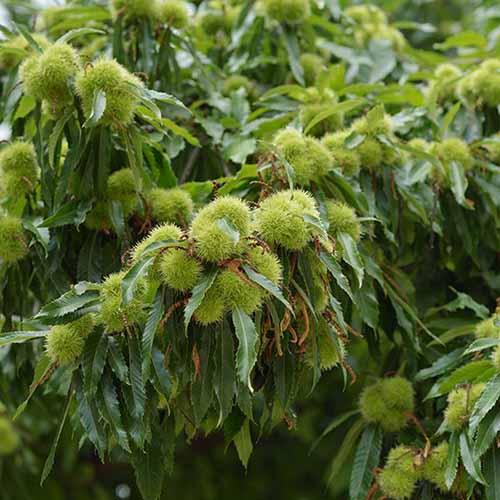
[0, 0, 499, 499]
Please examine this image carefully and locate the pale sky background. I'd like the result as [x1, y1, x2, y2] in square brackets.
[0, 0, 63, 29]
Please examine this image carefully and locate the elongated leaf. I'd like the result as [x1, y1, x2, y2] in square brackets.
[354, 277, 379, 330]
[36, 288, 99, 319]
[242, 264, 293, 314]
[148, 89, 190, 112]
[75, 374, 106, 459]
[426, 361, 493, 399]
[121, 255, 155, 304]
[184, 270, 218, 330]
[443, 289, 489, 319]
[328, 293, 348, 335]
[83, 331, 109, 398]
[304, 98, 366, 135]
[446, 432, 460, 489]
[337, 232, 364, 287]
[39, 200, 93, 228]
[48, 111, 72, 168]
[123, 126, 147, 191]
[232, 308, 258, 392]
[464, 339, 500, 355]
[344, 132, 366, 149]
[128, 334, 146, 419]
[349, 424, 382, 500]
[151, 348, 171, 398]
[274, 347, 297, 410]
[162, 117, 200, 146]
[435, 31, 487, 50]
[327, 418, 365, 485]
[214, 320, 235, 426]
[142, 290, 164, 379]
[282, 26, 304, 85]
[216, 217, 240, 243]
[56, 27, 105, 44]
[258, 84, 310, 101]
[319, 251, 353, 300]
[369, 41, 396, 83]
[448, 160, 468, 206]
[442, 102, 461, 136]
[99, 372, 130, 452]
[84, 89, 106, 128]
[474, 405, 500, 459]
[191, 332, 213, 425]
[131, 438, 166, 500]
[13, 22, 43, 53]
[14, 354, 53, 420]
[303, 213, 328, 239]
[41, 389, 73, 484]
[470, 375, 500, 432]
[485, 447, 500, 500]
[310, 409, 360, 453]
[136, 239, 185, 258]
[233, 419, 253, 468]
[108, 337, 129, 383]
[460, 431, 486, 485]
[223, 137, 256, 164]
[416, 348, 464, 381]
[0, 330, 48, 347]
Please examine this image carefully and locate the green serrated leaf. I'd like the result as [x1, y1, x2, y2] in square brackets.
[465, 339, 500, 356]
[151, 348, 171, 398]
[232, 308, 258, 392]
[83, 330, 109, 398]
[0, 330, 48, 347]
[415, 348, 464, 381]
[327, 418, 365, 485]
[14, 354, 53, 420]
[446, 432, 460, 489]
[309, 410, 360, 453]
[282, 26, 304, 86]
[485, 447, 500, 500]
[128, 334, 146, 419]
[108, 337, 129, 383]
[131, 437, 166, 500]
[56, 27, 105, 44]
[474, 404, 500, 459]
[75, 373, 106, 459]
[349, 424, 382, 500]
[13, 22, 43, 53]
[36, 288, 99, 319]
[337, 232, 364, 287]
[216, 217, 240, 243]
[428, 361, 494, 399]
[233, 419, 253, 468]
[191, 331, 213, 425]
[304, 98, 366, 135]
[184, 270, 218, 330]
[121, 254, 155, 305]
[41, 388, 73, 484]
[448, 160, 468, 207]
[214, 320, 235, 426]
[99, 371, 130, 452]
[142, 290, 164, 379]
[460, 430, 486, 485]
[83, 89, 106, 128]
[319, 251, 353, 300]
[162, 117, 200, 146]
[470, 375, 500, 432]
[442, 102, 461, 137]
[242, 264, 293, 314]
